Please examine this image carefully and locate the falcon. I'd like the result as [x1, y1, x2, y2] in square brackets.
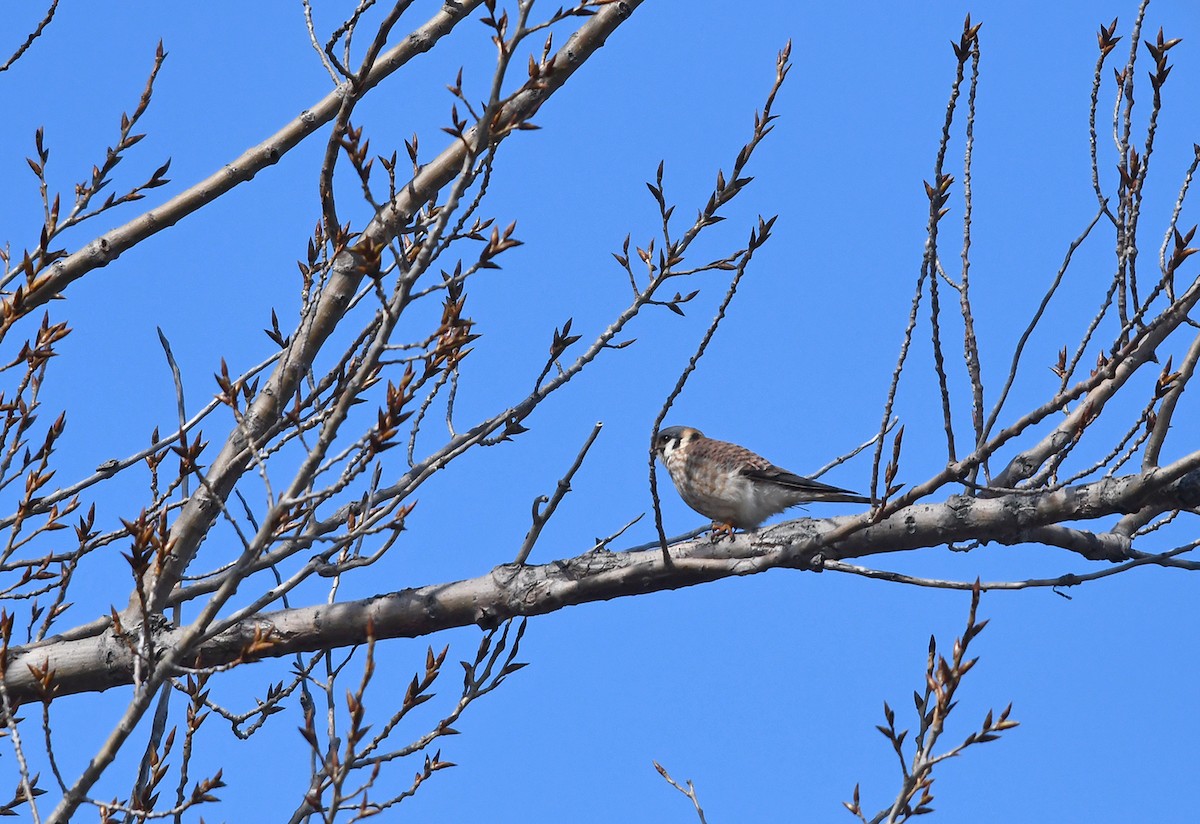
[653, 425, 870, 532]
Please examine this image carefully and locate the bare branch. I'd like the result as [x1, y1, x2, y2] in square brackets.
[514, 421, 602, 565]
[2, 1, 485, 331]
[5, 468, 1197, 704]
[654, 761, 709, 824]
[0, 1, 58, 74]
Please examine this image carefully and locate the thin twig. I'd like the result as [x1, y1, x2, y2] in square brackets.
[514, 422, 602, 564]
[0, 0, 58, 73]
[653, 761, 709, 824]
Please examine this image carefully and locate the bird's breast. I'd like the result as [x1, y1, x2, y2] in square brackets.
[665, 450, 758, 526]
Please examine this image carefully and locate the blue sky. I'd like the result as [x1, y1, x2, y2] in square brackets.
[2, 1, 1199, 821]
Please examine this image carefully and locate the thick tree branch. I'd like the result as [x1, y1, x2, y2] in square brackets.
[7, 468, 1197, 704]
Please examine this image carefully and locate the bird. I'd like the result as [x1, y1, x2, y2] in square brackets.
[653, 425, 870, 532]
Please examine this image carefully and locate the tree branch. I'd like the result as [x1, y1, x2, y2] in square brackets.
[2, 0, 483, 330]
[7, 468, 1198, 704]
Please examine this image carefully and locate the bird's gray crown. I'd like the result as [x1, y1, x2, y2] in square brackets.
[654, 425, 702, 455]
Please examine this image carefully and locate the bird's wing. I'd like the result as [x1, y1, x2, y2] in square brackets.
[741, 465, 870, 503]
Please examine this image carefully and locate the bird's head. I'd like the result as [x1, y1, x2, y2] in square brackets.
[653, 425, 703, 462]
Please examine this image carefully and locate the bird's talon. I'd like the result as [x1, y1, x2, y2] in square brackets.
[708, 522, 736, 542]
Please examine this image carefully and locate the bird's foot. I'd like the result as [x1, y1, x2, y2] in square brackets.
[708, 522, 736, 543]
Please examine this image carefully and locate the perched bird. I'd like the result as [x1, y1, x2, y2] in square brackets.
[653, 425, 870, 532]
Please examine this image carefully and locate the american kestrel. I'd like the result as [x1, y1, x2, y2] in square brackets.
[653, 425, 870, 531]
